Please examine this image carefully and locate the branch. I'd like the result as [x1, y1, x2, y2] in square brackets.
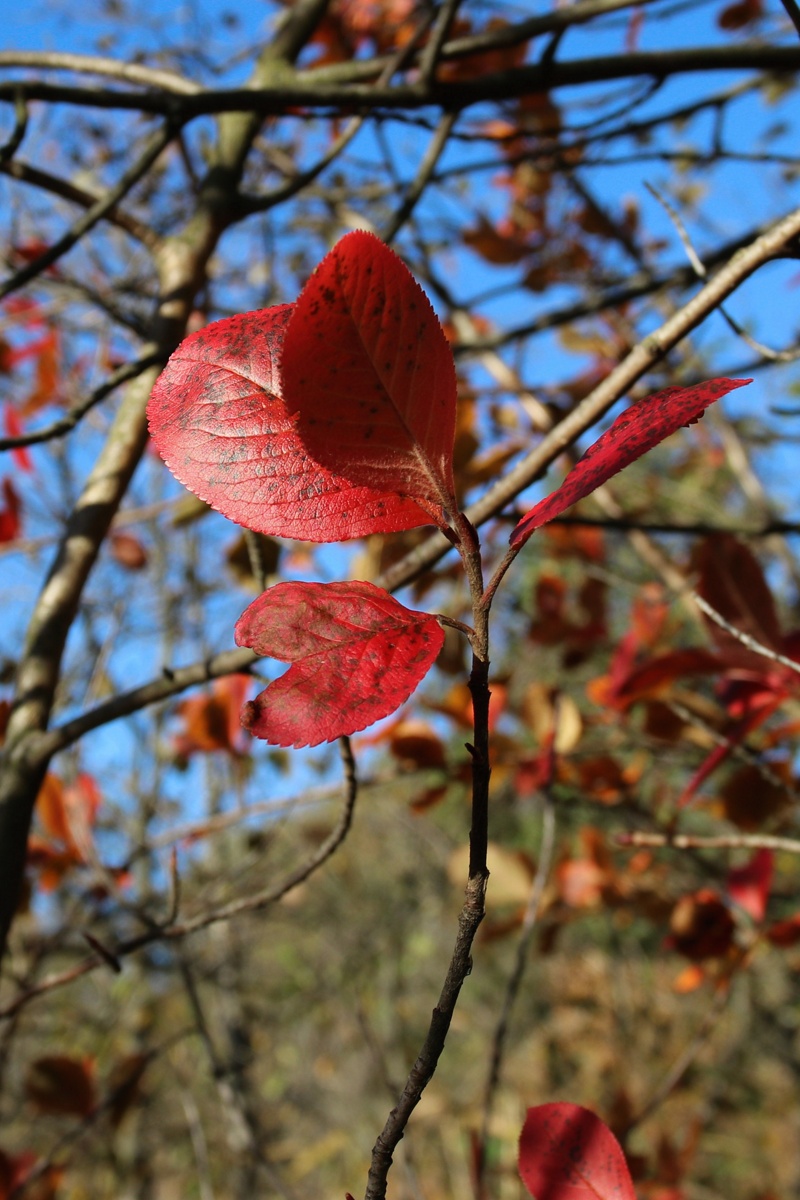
[380, 199, 800, 594]
[0, 352, 163, 452]
[618, 830, 800, 854]
[2, 46, 800, 116]
[0, 121, 175, 301]
[0, 50, 200, 94]
[0, 739, 358, 1021]
[0, 157, 160, 249]
[476, 794, 557, 1194]
[0, 0, 337, 966]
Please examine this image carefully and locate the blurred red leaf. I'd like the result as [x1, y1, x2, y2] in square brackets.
[175, 675, 252, 758]
[4, 407, 32, 472]
[519, 1103, 636, 1200]
[765, 912, 800, 947]
[694, 533, 782, 656]
[25, 1055, 96, 1117]
[668, 889, 735, 960]
[511, 378, 751, 546]
[464, 215, 530, 264]
[0, 479, 20, 542]
[718, 0, 763, 30]
[148, 303, 430, 542]
[36, 774, 73, 846]
[235, 580, 444, 747]
[0, 1148, 37, 1200]
[727, 848, 773, 922]
[109, 530, 149, 570]
[20, 327, 61, 416]
[282, 231, 458, 522]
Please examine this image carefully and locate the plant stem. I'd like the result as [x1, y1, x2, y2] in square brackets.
[364, 512, 491, 1199]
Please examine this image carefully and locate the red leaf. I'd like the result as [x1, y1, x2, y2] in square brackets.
[109, 530, 148, 570]
[668, 888, 736, 960]
[0, 1148, 37, 1200]
[281, 232, 458, 523]
[518, 1103, 636, 1200]
[4, 407, 33, 472]
[174, 674, 252, 758]
[235, 580, 444, 747]
[25, 1055, 96, 1117]
[694, 534, 782, 654]
[0, 478, 21, 543]
[727, 848, 773, 922]
[148, 304, 430, 542]
[511, 378, 751, 546]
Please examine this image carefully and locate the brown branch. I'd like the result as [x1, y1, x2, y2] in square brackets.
[381, 198, 800, 595]
[476, 794, 557, 1196]
[0, 352, 163, 452]
[0, 0, 338, 965]
[0, 157, 160, 249]
[0, 737, 358, 1021]
[0, 50, 200, 94]
[0, 121, 175, 301]
[364, 519, 490, 1200]
[2, 46, 799, 116]
[619, 830, 800, 854]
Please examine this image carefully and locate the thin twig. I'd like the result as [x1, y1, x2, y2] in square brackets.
[0, 50, 199, 94]
[619, 980, 733, 1139]
[0, 121, 176, 301]
[0, 157, 159, 248]
[419, 0, 464, 84]
[382, 111, 458, 243]
[691, 591, 800, 680]
[646, 180, 800, 363]
[0, 87, 26, 164]
[476, 795, 556, 1197]
[618, 830, 800, 854]
[0, 352, 162, 452]
[0, 738, 359, 1020]
[779, 0, 800, 38]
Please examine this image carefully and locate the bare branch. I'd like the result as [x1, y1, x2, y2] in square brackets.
[619, 830, 800, 854]
[0, 50, 200, 94]
[0, 121, 175, 301]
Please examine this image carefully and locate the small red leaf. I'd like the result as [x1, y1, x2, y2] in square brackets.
[511, 378, 751, 546]
[727, 848, 773, 923]
[518, 1103, 636, 1200]
[174, 675, 252, 758]
[25, 1055, 96, 1117]
[235, 580, 444, 747]
[0, 478, 20, 542]
[4, 407, 32, 472]
[281, 231, 458, 522]
[148, 304, 430, 542]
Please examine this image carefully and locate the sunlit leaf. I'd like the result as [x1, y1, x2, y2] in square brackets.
[511, 378, 751, 546]
[282, 232, 458, 521]
[519, 1103, 636, 1200]
[235, 580, 444, 747]
[148, 304, 431, 541]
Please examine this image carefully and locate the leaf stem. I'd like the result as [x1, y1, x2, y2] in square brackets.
[364, 509, 491, 1199]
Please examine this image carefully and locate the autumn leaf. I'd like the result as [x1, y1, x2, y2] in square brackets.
[174, 674, 252, 758]
[148, 304, 431, 542]
[234, 580, 444, 747]
[0, 478, 20, 542]
[518, 1103, 636, 1200]
[25, 1055, 96, 1117]
[281, 232, 458, 523]
[511, 378, 752, 547]
[727, 848, 773, 922]
[4, 407, 32, 472]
